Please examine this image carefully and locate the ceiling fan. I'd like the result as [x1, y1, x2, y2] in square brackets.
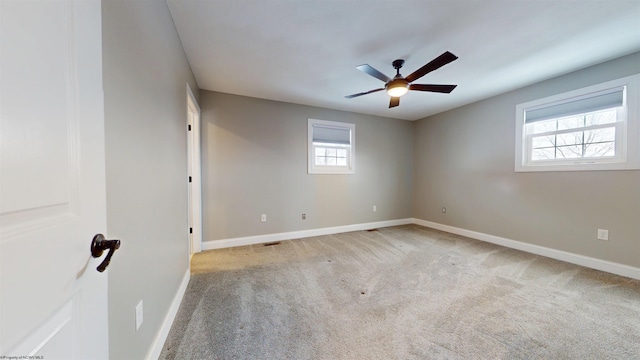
[345, 51, 458, 108]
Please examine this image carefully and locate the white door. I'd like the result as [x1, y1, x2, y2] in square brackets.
[1, 0, 110, 358]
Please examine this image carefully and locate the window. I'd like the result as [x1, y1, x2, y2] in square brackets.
[515, 74, 640, 172]
[308, 119, 355, 174]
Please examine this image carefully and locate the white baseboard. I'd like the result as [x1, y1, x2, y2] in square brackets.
[145, 268, 191, 360]
[412, 218, 640, 280]
[200, 217, 639, 280]
[202, 218, 413, 250]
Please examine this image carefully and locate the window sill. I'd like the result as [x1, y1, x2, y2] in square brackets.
[308, 167, 355, 175]
[515, 159, 639, 172]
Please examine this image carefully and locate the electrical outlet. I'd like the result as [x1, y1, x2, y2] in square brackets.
[302, 213, 306, 220]
[373, 205, 377, 212]
[261, 214, 267, 222]
[135, 300, 143, 331]
[597, 229, 609, 241]
[442, 207, 447, 213]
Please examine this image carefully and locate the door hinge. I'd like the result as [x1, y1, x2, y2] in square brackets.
[189, 227, 193, 234]
[188, 176, 192, 183]
[188, 124, 192, 131]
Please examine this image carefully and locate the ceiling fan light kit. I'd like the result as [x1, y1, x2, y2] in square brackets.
[386, 79, 409, 97]
[346, 51, 459, 108]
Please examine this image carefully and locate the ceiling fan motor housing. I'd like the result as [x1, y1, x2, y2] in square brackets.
[387, 59, 408, 96]
[386, 77, 409, 97]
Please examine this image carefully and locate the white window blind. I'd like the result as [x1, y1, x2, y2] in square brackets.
[312, 125, 351, 145]
[525, 87, 624, 124]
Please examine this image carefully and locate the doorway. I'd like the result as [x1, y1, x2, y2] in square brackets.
[186, 84, 202, 255]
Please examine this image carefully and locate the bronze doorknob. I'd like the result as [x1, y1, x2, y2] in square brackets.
[91, 234, 121, 272]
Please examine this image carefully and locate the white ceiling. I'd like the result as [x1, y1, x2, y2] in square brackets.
[166, 0, 640, 121]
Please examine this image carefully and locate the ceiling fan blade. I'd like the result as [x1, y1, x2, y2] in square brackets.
[356, 64, 391, 83]
[409, 84, 457, 93]
[345, 88, 385, 99]
[389, 97, 400, 108]
[405, 51, 458, 83]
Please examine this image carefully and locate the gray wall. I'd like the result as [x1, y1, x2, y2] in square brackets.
[102, 1, 198, 359]
[414, 52, 640, 268]
[201, 91, 414, 241]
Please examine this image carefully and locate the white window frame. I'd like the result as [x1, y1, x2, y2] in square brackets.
[515, 73, 640, 172]
[308, 118, 355, 174]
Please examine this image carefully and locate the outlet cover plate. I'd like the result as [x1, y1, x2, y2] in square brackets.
[135, 300, 143, 331]
[597, 229, 609, 241]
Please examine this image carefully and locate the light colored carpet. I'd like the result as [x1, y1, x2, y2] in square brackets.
[160, 225, 640, 359]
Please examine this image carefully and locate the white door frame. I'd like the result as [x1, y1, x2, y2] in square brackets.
[186, 84, 202, 254]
